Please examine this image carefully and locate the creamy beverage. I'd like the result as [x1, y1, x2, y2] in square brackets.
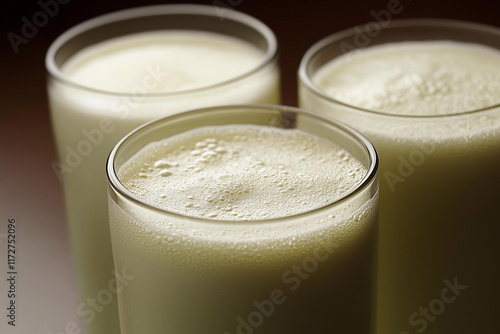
[314, 42, 500, 115]
[107, 106, 379, 334]
[46, 6, 279, 333]
[62, 31, 267, 95]
[299, 29, 500, 334]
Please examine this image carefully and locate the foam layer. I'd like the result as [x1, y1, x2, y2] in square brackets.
[314, 41, 500, 115]
[118, 125, 367, 220]
[62, 31, 263, 93]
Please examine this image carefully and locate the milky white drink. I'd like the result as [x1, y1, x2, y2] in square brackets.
[107, 108, 378, 334]
[46, 6, 279, 333]
[300, 38, 500, 333]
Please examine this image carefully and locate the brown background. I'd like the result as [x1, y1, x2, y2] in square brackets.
[0, 0, 499, 333]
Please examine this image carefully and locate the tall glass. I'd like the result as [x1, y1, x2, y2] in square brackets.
[46, 5, 279, 333]
[107, 105, 379, 334]
[299, 19, 500, 334]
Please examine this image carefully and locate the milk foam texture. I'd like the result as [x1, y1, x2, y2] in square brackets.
[62, 31, 264, 93]
[118, 125, 367, 221]
[314, 41, 500, 115]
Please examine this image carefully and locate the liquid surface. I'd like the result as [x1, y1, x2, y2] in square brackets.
[62, 31, 264, 93]
[314, 41, 500, 115]
[118, 125, 367, 220]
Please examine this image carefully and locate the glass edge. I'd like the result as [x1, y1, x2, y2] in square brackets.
[106, 104, 379, 226]
[297, 18, 500, 119]
[45, 4, 279, 97]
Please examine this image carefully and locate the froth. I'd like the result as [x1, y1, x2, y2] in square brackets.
[314, 41, 500, 115]
[118, 125, 367, 220]
[62, 31, 263, 93]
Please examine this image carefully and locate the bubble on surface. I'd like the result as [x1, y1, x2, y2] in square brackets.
[118, 125, 367, 221]
[159, 169, 172, 177]
[315, 41, 500, 115]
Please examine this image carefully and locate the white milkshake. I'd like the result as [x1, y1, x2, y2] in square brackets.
[300, 33, 500, 334]
[46, 6, 279, 333]
[107, 107, 379, 334]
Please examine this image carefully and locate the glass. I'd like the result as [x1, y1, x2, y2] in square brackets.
[299, 18, 500, 334]
[107, 105, 379, 334]
[46, 5, 279, 334]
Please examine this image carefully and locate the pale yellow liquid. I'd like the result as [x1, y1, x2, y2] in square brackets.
[48, 31, 280, 334]
[300, 41, 500, 333]
[109, 125, 378, 333]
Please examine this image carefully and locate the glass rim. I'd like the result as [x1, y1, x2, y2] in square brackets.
[298, 18, 500, 119]
[106, 104, 379, 226]
[45, 4, 278, 97]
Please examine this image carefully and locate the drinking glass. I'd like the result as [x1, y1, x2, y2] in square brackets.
[46, 5, 279, 333]
[107, 104, 379, 334]
[299, 18, 500, 334]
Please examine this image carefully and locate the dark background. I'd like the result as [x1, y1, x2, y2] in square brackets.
[1, 0, 500, 112]
[0, 0, 498, 333]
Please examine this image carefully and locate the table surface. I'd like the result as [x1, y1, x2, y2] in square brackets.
[1, 0, 499, 333]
